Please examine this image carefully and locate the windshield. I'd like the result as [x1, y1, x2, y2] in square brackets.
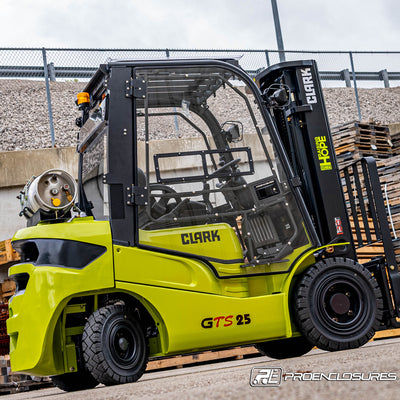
[135, 65, 310, 267]
[79, 97, 109, 220]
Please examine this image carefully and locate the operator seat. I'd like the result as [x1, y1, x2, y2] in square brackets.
[137, 168, 208, 229]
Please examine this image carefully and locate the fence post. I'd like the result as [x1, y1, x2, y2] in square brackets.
[379, 69, 390, 88]
[271, 0, 286, 62]
[340, 69, 351, 88]
[265, 50, 271, 67]
[164, 49, 179, 134]
[349, 52, 362, 121]
[48, 62, 56, 82]
[42, 48, 55, 147]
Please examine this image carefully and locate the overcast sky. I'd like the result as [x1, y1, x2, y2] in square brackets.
[1, 0, 399, 51]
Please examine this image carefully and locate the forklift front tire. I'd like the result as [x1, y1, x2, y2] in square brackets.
[255, 336, 314, 359]
[82, 304, 148, 386]
[51, 370, 98, 392]
[294, 258, 383, 351]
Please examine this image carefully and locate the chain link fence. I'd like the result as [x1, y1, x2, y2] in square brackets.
[0, 48, 399, 149]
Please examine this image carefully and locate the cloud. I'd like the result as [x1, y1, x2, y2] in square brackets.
[1, 0, 399, 52]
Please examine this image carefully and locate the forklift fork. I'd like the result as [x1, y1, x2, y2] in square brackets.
[341, 156, 400, 324]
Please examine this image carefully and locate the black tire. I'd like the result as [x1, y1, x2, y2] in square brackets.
[51, 370, 98, 392]
[82, 304, 148, 386]
[294, 257, 383, 351]
[255, 336, 314, 359]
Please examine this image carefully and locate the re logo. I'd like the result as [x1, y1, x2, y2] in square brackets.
[250, 367, 283, 387]
[181, 230, 220, 245]
[315, 136, 332, 171]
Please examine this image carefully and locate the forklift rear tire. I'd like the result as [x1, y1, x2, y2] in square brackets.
[51, 370, 98, 392]
[82, 304, 148, 386]
[294, 257, 383, 351]
[255, 336, 313, 359]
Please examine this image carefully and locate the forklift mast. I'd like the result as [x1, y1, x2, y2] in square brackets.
[256, 60, 356, 259]
[257, 60, 400, 321]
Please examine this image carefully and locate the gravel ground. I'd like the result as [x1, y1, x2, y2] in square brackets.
[4, 338, 400, 400]
[1, 79, 399, 152]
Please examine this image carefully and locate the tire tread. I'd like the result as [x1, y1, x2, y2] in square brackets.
[294, 257, 383, 351]
[82, 304, 148, 386]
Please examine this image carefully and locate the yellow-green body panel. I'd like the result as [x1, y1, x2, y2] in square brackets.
[139, 223, 243, 264]
[115, 281, 291, 355]
[7, 219, 345, 377]
[7, 218, 114, 375]
[139, 223, 249, 297]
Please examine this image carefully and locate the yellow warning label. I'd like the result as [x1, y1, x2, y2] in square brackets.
[315, 136, 332, 171]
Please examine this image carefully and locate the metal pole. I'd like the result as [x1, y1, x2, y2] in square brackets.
[42, 48, 56, 147]
[379, 69, 390, 88]
[165, 49, 180, 135]
[349, 52, 362, 121]
[265, 50, 271, 67]
[271, 0, 285, 62]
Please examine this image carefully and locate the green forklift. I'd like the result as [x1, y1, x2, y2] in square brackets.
[7, 58, 400, 391]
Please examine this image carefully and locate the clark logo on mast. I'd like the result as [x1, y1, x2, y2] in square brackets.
[301, 68, 318, 104]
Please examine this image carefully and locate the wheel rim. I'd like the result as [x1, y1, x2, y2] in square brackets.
[106, 318, 141, 371]
[313, 274, 371, 335]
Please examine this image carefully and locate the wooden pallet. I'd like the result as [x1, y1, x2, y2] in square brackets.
[147, 346, 259, 371]
[1, 280, 16, 301]
[373, 328, 400, 341]
[0, 378, 53, 395]
[0, 240, 19, 266]
[147, 329, 400, 371]
[333, 121, 395, 170]
[0, 332, 397, 390]
[0, 355, 54, 394]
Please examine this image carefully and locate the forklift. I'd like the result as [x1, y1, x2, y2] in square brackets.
[7, 58, 400, 391]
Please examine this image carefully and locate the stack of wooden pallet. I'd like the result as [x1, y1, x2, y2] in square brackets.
[377, 156, 400, 232]
[376, 156, 400, 266]
[0, 240, 19, 268]
[332, 120, 393, 169]
[0, 239, 18, 303]
[0, 281, 16, 303]
[332, 121, 400, 265]
[0, 306, 9, 357]
[389, 123, 400, 155]
[0, 355, 28, 385]
[0, 354, 52, 394]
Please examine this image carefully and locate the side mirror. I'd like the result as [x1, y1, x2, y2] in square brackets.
[221, 121, 243, 143]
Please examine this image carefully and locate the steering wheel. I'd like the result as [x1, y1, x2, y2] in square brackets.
[149, 184, 182, 218]
[208, 158, 241, 179]
[157, 198, 190, 221]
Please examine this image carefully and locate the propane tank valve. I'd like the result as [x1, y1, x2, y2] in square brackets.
[19, 169, 77, 221]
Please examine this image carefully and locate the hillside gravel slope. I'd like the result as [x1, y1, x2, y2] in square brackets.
[0, 80, 399, 152]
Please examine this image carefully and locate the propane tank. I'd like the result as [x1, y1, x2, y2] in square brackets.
[19, 169, 77, 220]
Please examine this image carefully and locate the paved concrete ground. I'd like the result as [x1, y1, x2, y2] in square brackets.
[4, 338, 400, 400]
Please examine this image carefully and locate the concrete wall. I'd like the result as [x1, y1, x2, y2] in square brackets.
[0, 147, 78, 240]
